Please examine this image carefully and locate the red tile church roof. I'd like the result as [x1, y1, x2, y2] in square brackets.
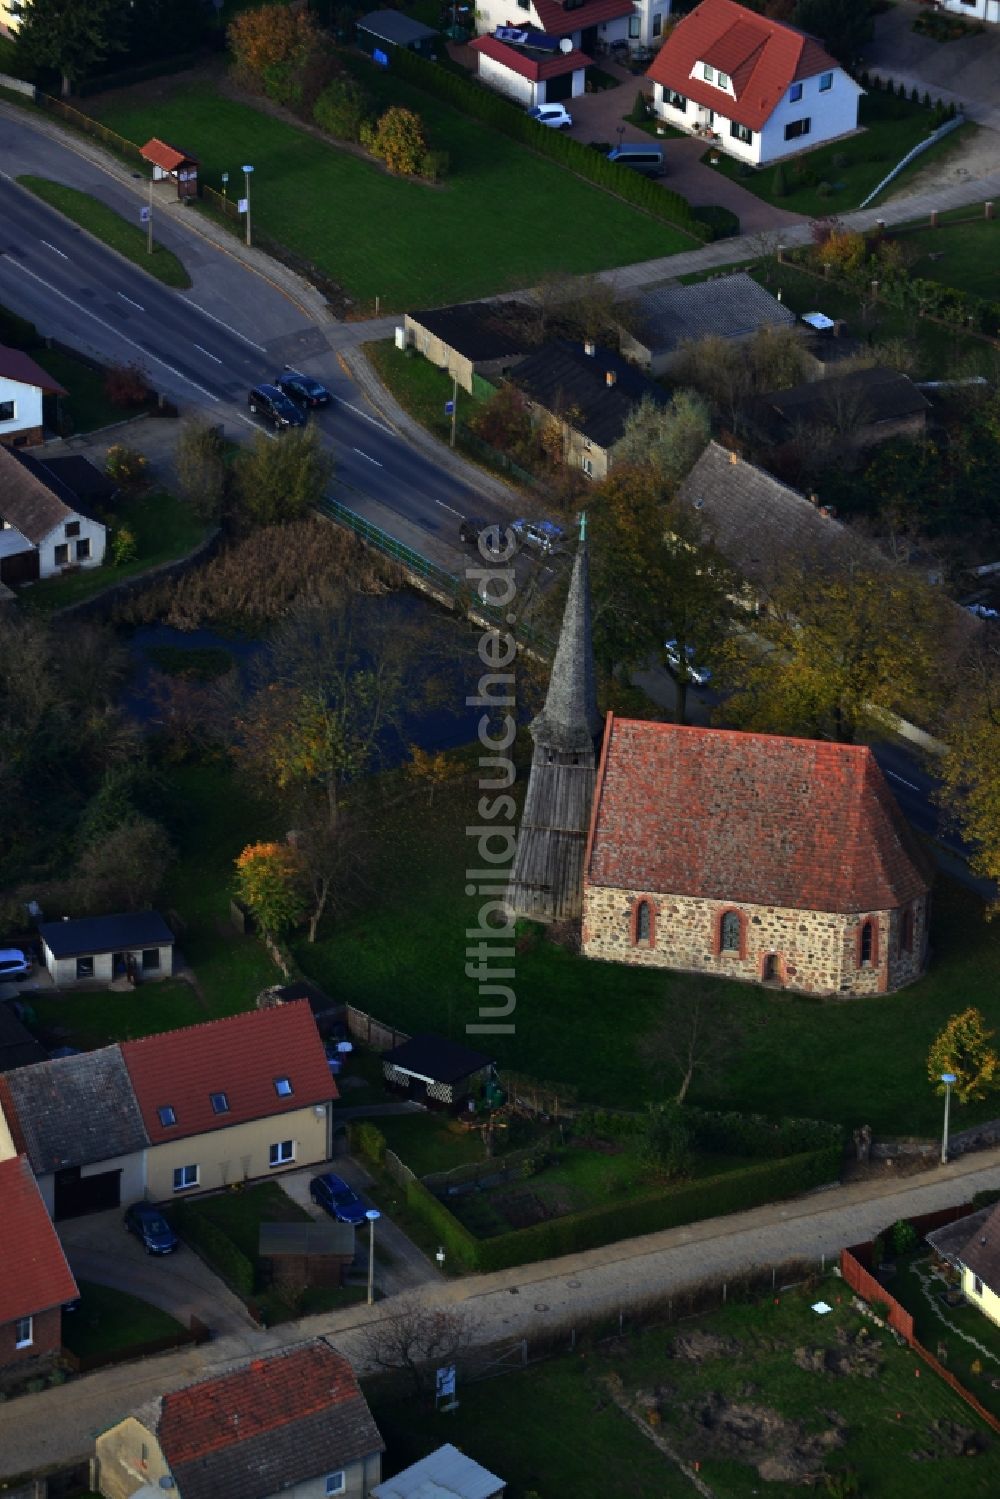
[585, 716, 932, 913]
[646, 0, 843, 132]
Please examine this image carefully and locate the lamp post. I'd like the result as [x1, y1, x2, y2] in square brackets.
[435, 1246, 446, 1273]
[221, 170, 229, 207]
[146, 170, 154, 256]
[365, 1208, 380, 1305]
[940, 1072, 957, 1165]
[242, 163, 254, 248]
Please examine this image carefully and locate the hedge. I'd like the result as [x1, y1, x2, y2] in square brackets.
[405, 1144, 842, 1272]
[574, 1105, 843, 1159]
[171, 1204, 255, 1298]
[353, 1120, 388, 1166]
[355, 48, 709, 241]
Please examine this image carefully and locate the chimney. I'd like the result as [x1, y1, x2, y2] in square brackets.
[808, 492, 819, 505]
[583, 340, 596, 357]
[729, 450, 739, 465]
[605, 369, 616, 388]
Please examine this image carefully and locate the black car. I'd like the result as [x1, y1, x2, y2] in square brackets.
[275, 369, 333, 408]
[459, 518, 513, 559]
[248, 383, 307, 430]
[124, 1201, 179, 1255]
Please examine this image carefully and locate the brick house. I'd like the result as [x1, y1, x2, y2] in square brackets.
[646, 0, 862, 166]
[0, 1155, 78, 1385]
[581, 715, 932, 995]
[94, 1340, 385, 1499]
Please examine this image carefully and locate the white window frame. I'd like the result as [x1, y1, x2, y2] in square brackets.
[716, 70, 729, 88]
[702, 63, 714, 82]
[15, 1316, 33, 1348]
[269, 1139, 295, 1167]
[325, 1472, 346, 1496]
[628, 13, 640, 37]
[173, 1164, 199, 1192]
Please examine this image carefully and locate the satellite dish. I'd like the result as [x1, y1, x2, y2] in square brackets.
[559, 37, 573, 52]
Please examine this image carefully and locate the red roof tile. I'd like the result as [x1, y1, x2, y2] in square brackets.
[470, 34, 592, 80]
[120, 1001, 336, 1143]
[157, 1343, 364, 1463]
[0, 343, 66, 395]
[140, 137, 199, 172]
[531, 0, 634, 33]
[0, 1156, 78, 1325]
[646, 0, 844, 132]
[586, 715, 932, 913]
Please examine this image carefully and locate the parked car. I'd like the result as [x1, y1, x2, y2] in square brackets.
[512, 518, 565, 556]
[248, 383, 307, 430]
[459, 517, 513, 556]
[0, 948, 32, 980]
[310, 1172, 367, 1226]
[275, 369, 333, 409]
[664, 639, 712, 687]
[607, 144, 665, 177]
[527, 103, 573, 130]
[124, 1201, 180, 1255]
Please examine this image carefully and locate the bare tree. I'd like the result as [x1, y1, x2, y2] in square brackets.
[639, 981, 741, 1104]
[361, 1296, 479, 1401]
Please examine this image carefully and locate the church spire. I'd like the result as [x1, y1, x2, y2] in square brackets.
[506, 516, 602, 923]
[528, 513, 601, 755]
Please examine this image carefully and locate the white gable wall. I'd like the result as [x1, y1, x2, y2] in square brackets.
[940, 0, 999, 20]
[473, 0, 670, 48]
[0, 375, 42, 442]
[758, 68, 862, 163]
[37, 513, 106, 579]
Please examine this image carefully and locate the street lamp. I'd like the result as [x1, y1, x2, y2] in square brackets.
[435, 1245, 446, 1272]
[242, 163, 254, 248]
[365, 1208, 380, 1305]
[616, 125, 626, 151]
[940, 1072, 957, 1165]
[221, 170, 229, 206]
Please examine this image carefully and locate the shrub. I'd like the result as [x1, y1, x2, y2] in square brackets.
[831, 151, 848, 169]
[359, 117, 378, 152]
[353, 1120, 387, 1165]
[891, 1219, 919, 1256]
[923, 90, 931, 109]
[771, 162, 788, 198]
[112, 526, 138, 566]
[640, 1102, 693, 1179]
[104, 361, 151, 408]
[630, 88, 650, 121]
[373, 106, 427, 176]
[175, 420, 229, 525]
[911, 86, 919, 104]
[105, 444, 149, 488]
[817, 181, 834, 198]
[313, 76, 370, 142]
[691, 204, 740, 239]
[421, 148, 450, 182]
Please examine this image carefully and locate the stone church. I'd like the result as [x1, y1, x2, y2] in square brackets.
[508, 525, 933, 996]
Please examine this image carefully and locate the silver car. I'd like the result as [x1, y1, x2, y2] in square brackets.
[0, 948, 32, 980]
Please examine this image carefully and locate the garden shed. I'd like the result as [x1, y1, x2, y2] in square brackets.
[38, 911, 175, 987]
[382, 1033, 494, 1111]
[258, 1220, 356, 1292]
[356, 10, 440, 57]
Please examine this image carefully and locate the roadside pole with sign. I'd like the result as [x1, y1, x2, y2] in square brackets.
[435, 1363, 457, 1411]
[445, 375, 458, 448]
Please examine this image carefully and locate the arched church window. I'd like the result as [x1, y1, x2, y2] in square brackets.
[720, 910, 742, 953]
[860, 920, 874, 965]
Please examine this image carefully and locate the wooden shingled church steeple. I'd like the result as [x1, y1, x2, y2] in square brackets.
[507, 514, 602, 922]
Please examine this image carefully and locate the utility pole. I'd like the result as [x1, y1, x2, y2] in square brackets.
[449, 374, 458, 449]
[147, 172, 153, 256]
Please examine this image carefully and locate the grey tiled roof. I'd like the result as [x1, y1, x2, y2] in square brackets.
[630, 272, 795, 354]
[406, 301, 535, 362]
[508, 340, 666, 451]
[956, 1202, 1000, 1295]
[3, 1046, 147, 1172]
[39, 910, 174, 959]
[754, 366, 930, 432]
[171, 1407, 382, 1499]
[357, 9, 438, 43]
[676, 440, 871, 590]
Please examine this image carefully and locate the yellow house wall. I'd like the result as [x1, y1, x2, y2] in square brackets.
[0, 1103, 16, 1163]
[95, 1417, 171, 1499]
[962, 1266, 1000, 1328]
[145, 1105, 331, 1202]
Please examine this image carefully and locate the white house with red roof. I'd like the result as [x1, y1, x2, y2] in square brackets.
[646, 0, 862, 165]
[470, 0, 671, 106]
[582, 715, 932, 996]
[0, 1155, 78, 1382]
[0, 342, 66, 448]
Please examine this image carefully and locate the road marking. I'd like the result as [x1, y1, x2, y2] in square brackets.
[435, 499, 463, 516]
[9, 262, 219, 402]
[885, 770, 922, 792]
[352, 447, 383, 467]
[232, 410, 278, 440]
[177, 295, 268, 353]
[193, 343, 223, 365]
[41, 239, 69, 260]
[117, 292, 145, 311]
[342, 399, 395, 436]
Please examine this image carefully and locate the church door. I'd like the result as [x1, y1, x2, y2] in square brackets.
[762, 953, 779, 982]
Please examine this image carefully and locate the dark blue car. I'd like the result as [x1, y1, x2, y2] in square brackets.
[310, 1172, 367, 1226]
[124, 1201, 179, 1255]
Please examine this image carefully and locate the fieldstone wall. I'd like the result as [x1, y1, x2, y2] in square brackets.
[582, 884, 928, 997]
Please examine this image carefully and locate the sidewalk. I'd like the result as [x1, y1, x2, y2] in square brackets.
[5, 1144, 1000, 1479]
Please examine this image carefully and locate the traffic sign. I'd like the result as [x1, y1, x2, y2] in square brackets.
[444, 400, 455, 415]
[139, 206, 151, 224]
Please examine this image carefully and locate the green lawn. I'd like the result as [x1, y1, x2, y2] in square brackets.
[21, 489, 210, 612]
[90, 80, 694, 309]
[376, 1113, 488, 1177]
[893, 214, 1000, 299]
[370, 1277, 1000, 1498]
[366, 340, 486, 447]
[708, 92, 951, 216]
[27, 981, 207, 1050]
[295, 766, 1000, 1138]
[893, 1253, 1000, 1421]
[62, 1281, 185, 1361]
[17, 176, 192, 288]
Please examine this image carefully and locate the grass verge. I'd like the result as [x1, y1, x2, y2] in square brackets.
[62, 1281, 185, 1361]
[16, 175, 192, 288]
[20, 489, 210, 612]
[90, 80, 694, 307]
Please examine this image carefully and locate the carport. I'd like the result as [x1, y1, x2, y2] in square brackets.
[54, 1164, 122, 1219]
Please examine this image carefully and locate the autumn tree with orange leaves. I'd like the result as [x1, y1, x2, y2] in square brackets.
[235, 842, 306, 938]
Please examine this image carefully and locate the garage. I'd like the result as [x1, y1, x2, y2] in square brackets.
[54, 1165, 123, 1220]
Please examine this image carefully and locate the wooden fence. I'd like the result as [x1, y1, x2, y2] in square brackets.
[383, 1146, 416, 1189]
[61, 1315, 210, 1375]
[344, 1004, 410, 1054]
[841, 1239, 1000, 1436]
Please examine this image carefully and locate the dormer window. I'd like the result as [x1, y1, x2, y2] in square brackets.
[210, 1091, 230, 1114]
[158, 1105, 176, 1127]
[716, 71, 729, 89]
[702, 63, 714, 81]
